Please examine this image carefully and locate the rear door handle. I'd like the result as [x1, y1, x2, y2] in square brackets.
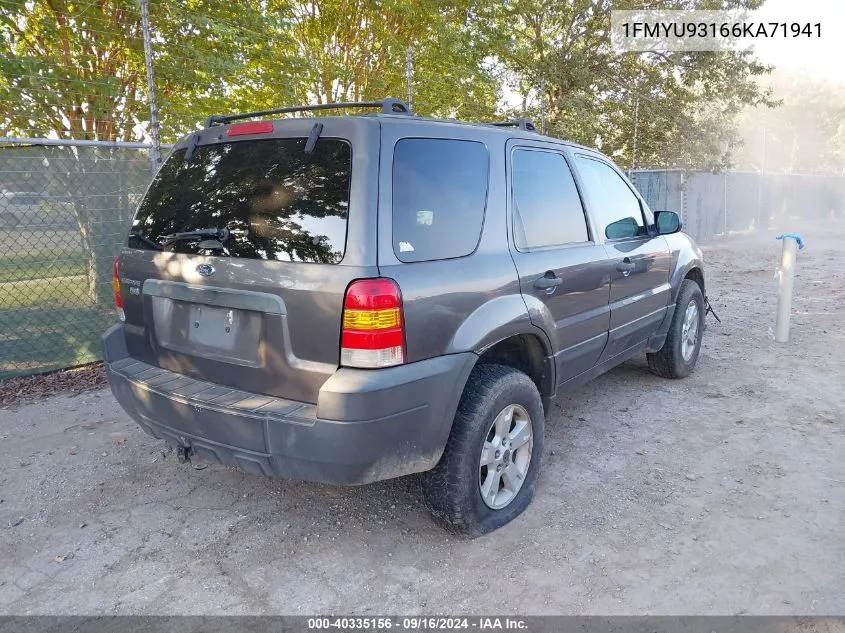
[534, 274, 563, 290]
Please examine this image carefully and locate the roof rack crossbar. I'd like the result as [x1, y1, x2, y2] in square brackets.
[487, 118, 537, 132]
[205, 98, 412, 127]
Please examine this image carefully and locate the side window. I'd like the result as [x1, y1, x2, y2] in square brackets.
[574, 156, 647, 240]
[511, 149, 589, 250]
[392, 138, 488, 263]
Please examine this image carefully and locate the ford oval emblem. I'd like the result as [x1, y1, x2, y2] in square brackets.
[196, 263, 215, 277]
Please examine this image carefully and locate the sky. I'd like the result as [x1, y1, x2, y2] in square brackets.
[748, 0, 845, 83]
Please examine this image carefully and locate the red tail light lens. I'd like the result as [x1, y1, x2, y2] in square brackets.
[341, 278, 405, 368]
[227, 121, 274, 136]
[112, 256, 125, 321]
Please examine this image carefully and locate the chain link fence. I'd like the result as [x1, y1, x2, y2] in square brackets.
[0, 139, 159, 377]
[1, 140, 844, 378]
[631, 169, 845, 242]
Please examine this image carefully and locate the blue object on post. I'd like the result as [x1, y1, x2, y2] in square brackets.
[776, 233, 805, 250]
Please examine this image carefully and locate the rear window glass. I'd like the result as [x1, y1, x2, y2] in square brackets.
[392, 138, 488, 262]
[512, 149, 589, 249]
[130, 138, 351, 264]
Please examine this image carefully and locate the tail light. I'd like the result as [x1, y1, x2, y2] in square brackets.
[341, 278, 405, 368]
[113, 256, 125, 322]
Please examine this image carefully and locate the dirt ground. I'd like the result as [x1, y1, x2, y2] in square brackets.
[1, 221, 843, 616]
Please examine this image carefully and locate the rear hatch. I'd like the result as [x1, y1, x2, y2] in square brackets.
[118, 117, 380, 403]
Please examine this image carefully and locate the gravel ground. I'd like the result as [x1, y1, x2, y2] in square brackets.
[1, 221, 843, 615]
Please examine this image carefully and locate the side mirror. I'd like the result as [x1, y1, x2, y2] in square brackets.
[605, 217, 641, 240]
[654, 210, 681, 235]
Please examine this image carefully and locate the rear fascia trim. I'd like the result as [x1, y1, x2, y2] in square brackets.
[143, 279, 286, 314]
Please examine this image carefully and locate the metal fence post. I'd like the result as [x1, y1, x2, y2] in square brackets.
[406, 47, 414, 112]
[540, 78, 546, 135]
[631, 97, 639, 173]
[140, 0, 161, 173]
[756, 127, 767, 230]
[723, 171, 728, 239]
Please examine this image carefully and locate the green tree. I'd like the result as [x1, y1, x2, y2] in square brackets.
[0, 0, 280, 302]
[263, 0, 500, 119]
[488, 0, 776, 170]
[0, 0, 282, 142]
[0, 0, 145, 140]
[0, 0, 504, 137]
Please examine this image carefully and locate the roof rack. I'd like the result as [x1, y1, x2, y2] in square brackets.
[205, 98, 412, 127]
[487, 118, 537, 132]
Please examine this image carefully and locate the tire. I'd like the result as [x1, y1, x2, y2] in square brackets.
[647, 278, 704, 379]
[423, 363, 545, 537]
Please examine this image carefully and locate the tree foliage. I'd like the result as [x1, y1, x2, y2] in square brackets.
[0, 0, 281, 303]
[0, 0, 146, 140]
[0, 0, 780, 168]
[0, 0, 280, 141]
[268, 0, 500, 119]
[488, 0, 776, 170]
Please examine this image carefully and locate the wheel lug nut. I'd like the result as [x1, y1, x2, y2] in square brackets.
[494, 450, 501, 458]
[496, 464, 503, 472]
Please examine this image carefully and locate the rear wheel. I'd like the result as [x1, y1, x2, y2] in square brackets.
[423, 364, 544, 537]
[647, 278, 704, 378]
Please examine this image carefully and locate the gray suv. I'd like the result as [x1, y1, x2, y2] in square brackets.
[103, 98, 706, 536]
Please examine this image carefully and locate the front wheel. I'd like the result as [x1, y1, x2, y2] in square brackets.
[423, 364, 545, 537]
[647, 278, 704, 378]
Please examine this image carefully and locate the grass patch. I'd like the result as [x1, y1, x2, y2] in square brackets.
[0, 306, 116, 378]
[0, 249, 87, 282]
[0, 256, 119, 376]
[0, 275, 91, 309]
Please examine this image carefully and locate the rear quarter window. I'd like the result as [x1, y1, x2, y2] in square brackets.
[392, 138, 488, 263]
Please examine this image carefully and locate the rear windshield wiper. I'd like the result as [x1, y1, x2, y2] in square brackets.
[161, 228, 229, 248]
[129, 231, 163, 251]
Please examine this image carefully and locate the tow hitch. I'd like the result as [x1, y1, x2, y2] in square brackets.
[176, 445, 208, 470]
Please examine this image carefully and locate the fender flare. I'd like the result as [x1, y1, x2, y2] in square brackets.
[445, 294, 556, 400]
[670, 259, 705, 304]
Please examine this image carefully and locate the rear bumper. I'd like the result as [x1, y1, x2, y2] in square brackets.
[102, 324, 476, 484]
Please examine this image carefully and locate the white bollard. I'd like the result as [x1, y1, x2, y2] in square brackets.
[774, 233, 804, 343]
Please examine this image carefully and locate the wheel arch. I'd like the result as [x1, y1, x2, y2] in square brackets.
[684, 266, 705, 295]
[648, 264, 706, 354]
[474, 331, 555, 413]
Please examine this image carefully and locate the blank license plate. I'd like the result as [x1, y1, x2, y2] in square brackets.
[188, 304, 240, 351]
[151, 295, 263, 366]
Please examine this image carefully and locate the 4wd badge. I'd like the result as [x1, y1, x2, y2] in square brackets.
[196, 264, 215, 277]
